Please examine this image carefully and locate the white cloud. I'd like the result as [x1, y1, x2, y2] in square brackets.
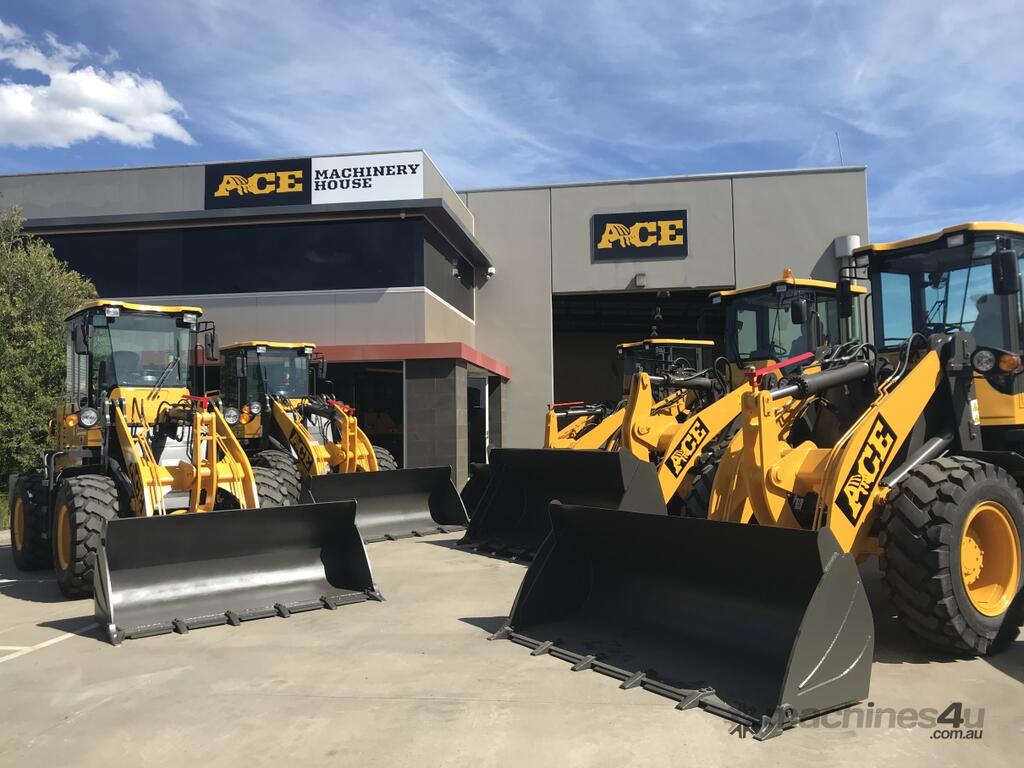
[0, 19, 193, 148]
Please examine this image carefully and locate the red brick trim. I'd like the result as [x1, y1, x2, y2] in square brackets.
[316, 342, 511, 379]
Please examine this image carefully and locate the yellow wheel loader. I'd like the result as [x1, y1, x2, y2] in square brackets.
[217, 341, 467, 542]
[461, 338, 716, 515]
[461, 274, 862, 560]
[495, 224, 1024, 738]
[542, 338, 717, 450]
[8, 301, 379, 644]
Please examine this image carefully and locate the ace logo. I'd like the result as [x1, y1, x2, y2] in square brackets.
[205, 158, 312, 209]
[667, 418, 710, 476]
[835, 414, 898, 526]
[592, 210, 688, 261]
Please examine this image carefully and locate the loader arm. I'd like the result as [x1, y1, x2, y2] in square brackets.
[816, 345, 971, 555]
[322, 402, 378, 472]
[651, 386, 747, 504]
[268, 398, 332, 478]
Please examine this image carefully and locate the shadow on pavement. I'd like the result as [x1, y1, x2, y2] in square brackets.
[37, 616, 107, 643]
[458, 616, 508, 635]
[0, 544, 65, 603]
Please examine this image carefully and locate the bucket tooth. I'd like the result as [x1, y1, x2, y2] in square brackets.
[458, 449, 664, 561]
[302, 467, 467, 543]
[94, 500, 379, 644]
[494, 503, 874, 736]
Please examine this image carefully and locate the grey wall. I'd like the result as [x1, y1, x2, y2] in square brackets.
[465, 188, 553, 449]
[550, 178, 735, 293]
[124, 288, 475, 349]
[0, 165, 204, 219]
[732, 169, 868, 284]
[421, 153, 475, 233]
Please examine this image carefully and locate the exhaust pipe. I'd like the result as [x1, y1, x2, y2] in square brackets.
[94, 500, 381, 645]
[491, 503, 873, 738]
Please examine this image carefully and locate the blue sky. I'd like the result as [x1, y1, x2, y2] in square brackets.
[1, 0, 1022, 240]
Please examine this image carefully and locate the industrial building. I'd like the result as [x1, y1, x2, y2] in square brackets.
[0, 152, 868, 483]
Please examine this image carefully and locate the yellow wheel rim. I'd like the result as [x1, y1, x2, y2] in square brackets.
[13, 499, 25, 551]
[56, 504, 71, 571]
[961, 501, 1021, 617]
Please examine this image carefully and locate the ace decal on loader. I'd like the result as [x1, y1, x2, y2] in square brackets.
[667, 417, 711, 476]
[836, 414, 898, 525]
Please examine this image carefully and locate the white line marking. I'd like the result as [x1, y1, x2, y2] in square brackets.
[0, 645, 28, 651]
[0, 623, 97, 665]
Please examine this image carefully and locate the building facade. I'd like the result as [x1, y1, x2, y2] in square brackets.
[0, 151, 869, 484]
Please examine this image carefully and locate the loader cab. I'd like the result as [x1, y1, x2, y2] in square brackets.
[57, 300, 209, 468]
[860, 222, 1024, 428]
[712, 271, 865, 379]
[615, 338, 714, 397]
[220, 341, 319, 435]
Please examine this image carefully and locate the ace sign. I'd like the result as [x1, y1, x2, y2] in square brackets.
[592, 210, 688, 261]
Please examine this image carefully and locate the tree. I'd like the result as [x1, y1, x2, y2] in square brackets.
[0, 206, 96, 482]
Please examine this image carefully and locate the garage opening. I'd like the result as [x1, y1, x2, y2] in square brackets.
[552, 290, 725, 405]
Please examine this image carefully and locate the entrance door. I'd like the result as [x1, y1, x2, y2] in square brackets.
[467, 376, 488, 463]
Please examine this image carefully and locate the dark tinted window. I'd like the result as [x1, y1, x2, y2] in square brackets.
[46, 218, 424, 296]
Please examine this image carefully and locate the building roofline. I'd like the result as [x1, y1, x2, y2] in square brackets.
[458, 165, 867, 195]
[0, 148, 433, 181]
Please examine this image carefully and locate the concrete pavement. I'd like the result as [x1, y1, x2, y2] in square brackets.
[1, 532, 1021, 766]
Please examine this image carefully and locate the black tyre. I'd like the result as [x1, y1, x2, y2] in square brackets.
[880, 456, 1024, 656]
[251, 450, 301, 503]
[10, 474, 50, 571]
[373, 445, 398, 471]
[52, 475, 122, 599]
[678, 460, 716, 519]
[252, 466, 296, 508]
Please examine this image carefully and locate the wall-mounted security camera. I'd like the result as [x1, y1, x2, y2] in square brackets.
[451, 267, 461, 279]
[485, 266, 496, 280]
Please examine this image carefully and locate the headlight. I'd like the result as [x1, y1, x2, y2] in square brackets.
[248, 401, 262, 415]
[223, 407, 241, 425]
[972, 349, 996, 373]
[78, 407, 99, 428]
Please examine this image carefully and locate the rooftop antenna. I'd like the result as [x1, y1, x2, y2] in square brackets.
[834, 131, 845, 166]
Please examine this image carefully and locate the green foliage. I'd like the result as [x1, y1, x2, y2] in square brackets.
[0, 206, 96, 481]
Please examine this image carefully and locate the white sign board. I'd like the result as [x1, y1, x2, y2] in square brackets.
[310, 151, 425, 205]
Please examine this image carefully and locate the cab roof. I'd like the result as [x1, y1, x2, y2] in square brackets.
[617, 338, 715, 349]
[711, 272, 867, 298]
[66, 299, 204, 321]
[220, 340, 317, 352]
[853, 221, 1024, 254]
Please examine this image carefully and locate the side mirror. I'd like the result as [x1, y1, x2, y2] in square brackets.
[234, 355, 247, 377]
[317, 357, 328, 380]
[73, 322, 92, 355]
[837, 278, 854, 319]
[790, 298, 809, 325]
[991, 238, 1021, 296]
[204, 330, 218, 362]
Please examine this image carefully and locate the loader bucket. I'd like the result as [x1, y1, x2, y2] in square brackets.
[94, 500, 380, 645]
[460, 462, 491, 517]
[492, 504, 874, 739]
[458, 449, 664, 561]
[302, 467, 468, 543]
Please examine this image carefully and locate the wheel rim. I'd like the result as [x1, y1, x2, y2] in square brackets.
[56, 504, 71, 571]
[961, 500, 1021, 617]
[13, 499, 25, 551]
